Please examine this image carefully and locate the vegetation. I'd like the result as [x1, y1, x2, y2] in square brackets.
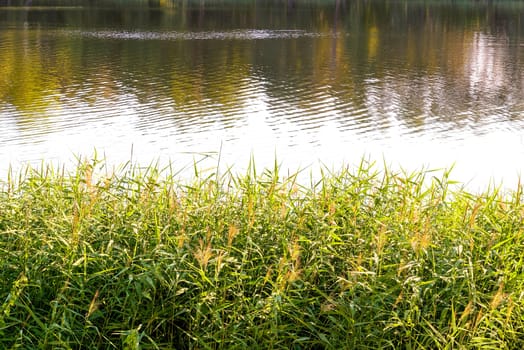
[0, 158, 523, 349]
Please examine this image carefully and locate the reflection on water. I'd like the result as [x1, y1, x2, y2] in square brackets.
[1, 0, 524, 188]
[74, 29, 328, 40]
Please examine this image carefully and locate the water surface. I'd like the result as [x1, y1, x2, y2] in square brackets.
[1, 0, 523, 188]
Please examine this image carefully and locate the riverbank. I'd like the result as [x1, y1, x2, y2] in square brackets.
[1, 159, 523, 349]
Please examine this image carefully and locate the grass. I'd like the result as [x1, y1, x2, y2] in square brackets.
[0, 157, 523, 349]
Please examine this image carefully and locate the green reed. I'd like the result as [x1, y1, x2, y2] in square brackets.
[0, 158, 523, 349]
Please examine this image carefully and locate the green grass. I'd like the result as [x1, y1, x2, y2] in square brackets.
[0, 158, 523, 349]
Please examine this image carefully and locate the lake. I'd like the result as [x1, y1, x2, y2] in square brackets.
[1, 0, 523, 188]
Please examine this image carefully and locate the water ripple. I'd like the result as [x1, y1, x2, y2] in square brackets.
[66, 29, 336, 41]
[2, 3, 524, 189]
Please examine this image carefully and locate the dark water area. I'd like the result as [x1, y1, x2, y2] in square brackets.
[1, 0, 523, 187]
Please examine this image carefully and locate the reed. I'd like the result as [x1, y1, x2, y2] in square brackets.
[0, 158, 523, 349]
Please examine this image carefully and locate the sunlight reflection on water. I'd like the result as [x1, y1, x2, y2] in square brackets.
[1, 1, 524, 191]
